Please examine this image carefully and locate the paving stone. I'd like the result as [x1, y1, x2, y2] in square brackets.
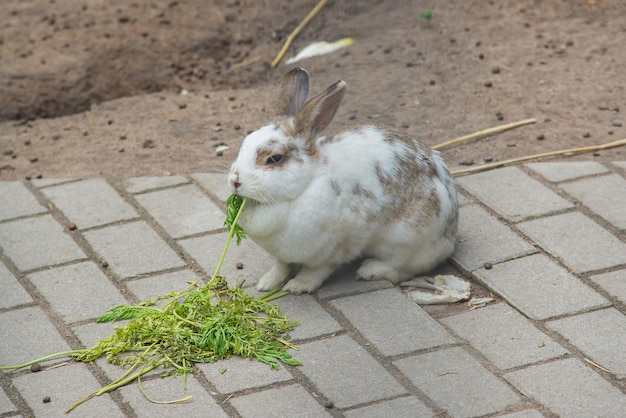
[561, 173, 626, 229]
[0, 261, 32, 309]
[0, 214, 86, 271]
[83, 221, 185, 278]
[316, 262, 393, 299]
[41, 178, 138, 229]
[297, 334, 406, 409]
[198, 356, 293, 394]
[547, 308, 626, 379]
[518, 212, 626, 273]
[343, 396, 433, 418]
[179, 233, 272, 288]
[456, 191, 472, 207]
[118, 374, 228, 418]
[0, 181, 46, 221]
[613, 161, 626, 170]
[473, 254, 609, 320]
[456, 166, 573, 221]
[442, 303, 568, 370]
[192, 172, 231, 202]
[0, 387, 16, 415]
[125, 269, 202, 303]
[394, 346, 519, 417]
[229, 384, 332, 418]
[452, 205, 536, 273]
[135, 184, 224, 238]
[331, 288, 455, 356]
[0, 307, 71, 367]
[28, 261, 127, 323]
[124, 175, 189, 194]
[271, 293, 342, 341]
[12, 362, 124, 417]
[505, 358, 626, 416]
[526, 161, 609, 182]
[30, 177, 76, 188]
[589, 269, 626, 305]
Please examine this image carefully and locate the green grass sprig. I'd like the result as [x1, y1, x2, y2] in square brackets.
[1, 195, 300, 413]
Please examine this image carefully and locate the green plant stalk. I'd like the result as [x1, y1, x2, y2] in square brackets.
[0, 350, 87, 371]
[212, 197, 247, 281]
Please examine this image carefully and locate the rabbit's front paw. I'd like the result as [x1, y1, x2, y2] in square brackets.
[256, 261, 290, 291]
[283, 265, 333, 294]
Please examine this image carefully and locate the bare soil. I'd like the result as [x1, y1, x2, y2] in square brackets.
[1, 0, 625, 181]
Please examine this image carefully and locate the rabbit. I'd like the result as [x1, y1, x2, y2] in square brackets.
[228, 67, 458, 294]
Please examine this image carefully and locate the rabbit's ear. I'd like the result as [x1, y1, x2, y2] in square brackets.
[275, 67, 310, 116]
[296, 80, 346, 138]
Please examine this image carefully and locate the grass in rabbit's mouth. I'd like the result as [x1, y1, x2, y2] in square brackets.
[0, 195, 298, 413]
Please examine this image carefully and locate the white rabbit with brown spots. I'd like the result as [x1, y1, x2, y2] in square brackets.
[228, 67, 458, 294]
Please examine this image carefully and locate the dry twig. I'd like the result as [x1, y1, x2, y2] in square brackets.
[451, 138, 626, 176]
[271, 0, 328, 67]
[432, 118, 537, 150]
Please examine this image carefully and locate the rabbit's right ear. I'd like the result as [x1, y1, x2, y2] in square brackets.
[275, 67, 310, 116]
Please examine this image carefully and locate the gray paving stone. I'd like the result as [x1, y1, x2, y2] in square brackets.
[271, 294, 342, 341]
[456, 166, 573, 221]
[0, 181, 46, 221]
[590, 269, 626, 305]
[505, 357, 626, 416]
[124, 175, 189, 194]
[456, 191, 472, 207]
[331, 288, 455, 356]
[452, 205, 536, 273]
[198, 356, 293, 394]
[547, 308, 626, 379]
[316, 262, 393, 299]
[297, 334, 406, 409]
[12, 362, 124, 417]
[135, 184, 224, 238]
[229, 384, 332, 418]
[526, 161, 609, 182]
[474, 254, 609, 320]
[0, 261, 32, 309]
[28, 261, 128, 323]
[394, 346, 520, 418]
[83, 221, 185, 278]
[192, 172, 231, 202]
[0, 387, 16, 415]
[518, 212, 626, 273]
[613, 161, 626, 170]
[561, 173, 626, 229]
[0, 307, 71, 366]
[41, 178, 138, 229]
[442, 303, 568, 370]
[125, 269, 202, 304]
[343, 396, 433, 418]
[0, 214, 86, 271]
[118, 374, 228, 418]
[179, 232, 272, 288]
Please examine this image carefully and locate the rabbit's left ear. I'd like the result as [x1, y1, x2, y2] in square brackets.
[275, 67, 310, 116]
[295, 80, 346, 139]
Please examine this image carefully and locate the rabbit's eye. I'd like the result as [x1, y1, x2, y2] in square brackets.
[265, 154, 283, 165]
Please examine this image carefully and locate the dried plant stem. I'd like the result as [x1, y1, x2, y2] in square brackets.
[230, 56, 262, 70]
[432, 118, 537, 150]
[271, 0, 328, 67]
[451, 138, 626, 177]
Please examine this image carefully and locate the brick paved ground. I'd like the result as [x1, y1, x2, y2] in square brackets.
[1, 161, 625, 417]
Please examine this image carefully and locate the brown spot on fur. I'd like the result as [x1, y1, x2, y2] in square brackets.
[255, 140, 301, 169]
[330, 179, 341, 196]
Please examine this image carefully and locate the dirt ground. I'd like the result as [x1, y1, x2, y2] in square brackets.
[1, 0, 625, 181]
